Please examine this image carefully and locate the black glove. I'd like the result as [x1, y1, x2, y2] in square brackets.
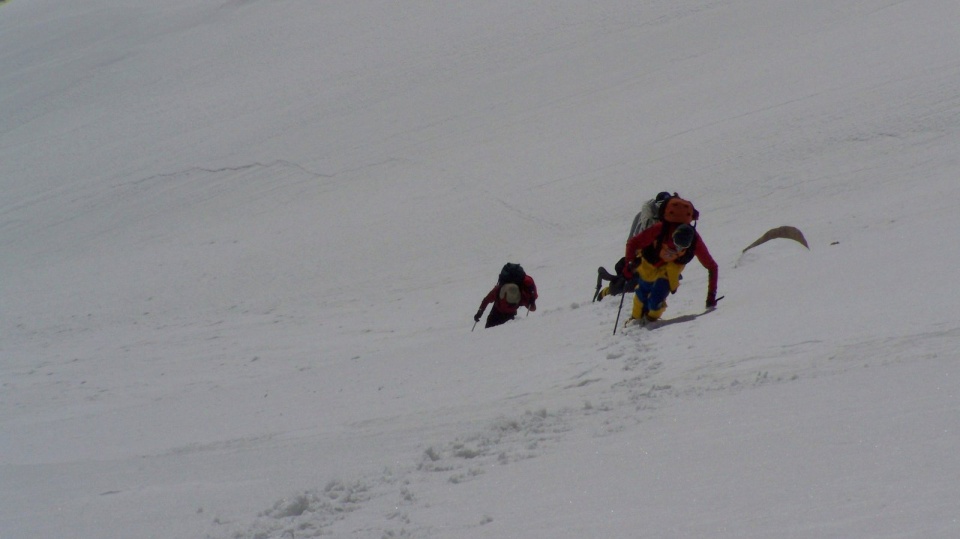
[528, 301, 536, 312]
[474, 309, 484, 322]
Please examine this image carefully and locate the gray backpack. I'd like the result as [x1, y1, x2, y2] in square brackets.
[627, 192, 671, 239]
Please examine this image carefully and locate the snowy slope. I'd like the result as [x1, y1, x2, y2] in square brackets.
[2, 1, 959, 538]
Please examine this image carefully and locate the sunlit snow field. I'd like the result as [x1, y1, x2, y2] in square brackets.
[2, 1, 959, 538]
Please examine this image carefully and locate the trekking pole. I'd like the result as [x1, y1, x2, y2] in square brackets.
[592, 268, 603, 302]
[472, 305, 485, 331]
[612, 287, 627, 335]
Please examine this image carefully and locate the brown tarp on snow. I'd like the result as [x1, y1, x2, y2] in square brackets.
[742, 226, 809, 253]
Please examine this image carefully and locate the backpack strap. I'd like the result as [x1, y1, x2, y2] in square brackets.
[641, 224, 673, 265]
[641, 223, 699, 265]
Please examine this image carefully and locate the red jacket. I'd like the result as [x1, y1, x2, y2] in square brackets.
[625, 222, 718, 296]
[479, 275, 538, 315]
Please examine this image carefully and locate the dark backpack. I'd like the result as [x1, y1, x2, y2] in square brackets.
[498, 263, 526, 286]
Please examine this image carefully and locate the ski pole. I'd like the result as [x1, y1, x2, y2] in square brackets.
[613, 286, 627, 335]
[472, 320, 479, 332]
[592, 269, 603, 302]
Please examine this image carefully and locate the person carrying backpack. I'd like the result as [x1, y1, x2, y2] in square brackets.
[594, 191, 671, 302]
[623, 195, 719, 324]
[475, 263, 538, 329]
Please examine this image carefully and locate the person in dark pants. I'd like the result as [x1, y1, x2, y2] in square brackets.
[475, 274, 538, 329]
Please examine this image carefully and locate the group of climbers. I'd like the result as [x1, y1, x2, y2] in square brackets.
[474, 191, 719, 330]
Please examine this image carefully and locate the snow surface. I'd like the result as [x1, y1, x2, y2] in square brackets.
[2, 1, 960, 538]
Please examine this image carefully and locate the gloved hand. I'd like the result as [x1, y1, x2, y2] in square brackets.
[706, 293, 723, 309]
[528, 301, 536, 312]
[474, 309, 484, 322]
